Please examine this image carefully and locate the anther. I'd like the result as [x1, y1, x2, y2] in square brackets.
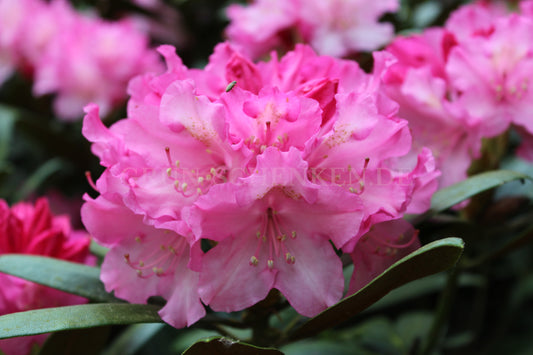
[249, 256, 259, 266]
[267, 259, 274, 269]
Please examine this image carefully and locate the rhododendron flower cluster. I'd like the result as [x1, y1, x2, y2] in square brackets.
[376, 0, 533, 188]
[0, 0, 161, 120]
[81, 42, 439, 328]
[0, 198, 91, 355]
[225, 0, 399, 59]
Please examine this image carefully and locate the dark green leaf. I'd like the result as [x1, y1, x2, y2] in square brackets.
[182, 336, 283, 355]
[365, 273, 483, 313]
[0, 303, 162, 339]
[0, 254, 119, 303]
[430, 170, 532, 214]
[289, 237, 464, 340]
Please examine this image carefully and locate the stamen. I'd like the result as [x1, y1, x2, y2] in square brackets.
[265, 121, 271, 144]
[125, 237, 187, 278]
[85, 171, 98, 192]
[165, 147, 173, 166]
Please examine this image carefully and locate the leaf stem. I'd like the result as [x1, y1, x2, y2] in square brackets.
[420, 267, 459, 355]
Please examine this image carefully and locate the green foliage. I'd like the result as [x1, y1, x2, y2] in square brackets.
[0, 255, 119, 303]
[0, 304, 162, 339]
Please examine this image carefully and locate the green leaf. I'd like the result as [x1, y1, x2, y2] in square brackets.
[289, 237, 464, 341]
[365, 273, 483, 313]
[0, 105, 17, 163]
[0, 254, 119, 303]
[0, 303, 162, 339]
[430, 170, 532, 214]
[182, 336, 283, 355]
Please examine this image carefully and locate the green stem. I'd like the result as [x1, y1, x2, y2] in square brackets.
[421, 267, 459, 355]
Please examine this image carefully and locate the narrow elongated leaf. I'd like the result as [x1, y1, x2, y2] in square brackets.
[0, 254, 119, 302]
[430, 170, 532, 213]
[0, 303, 162, 339]
[289, 237, 464, 340]
[182, 336, 283, 355]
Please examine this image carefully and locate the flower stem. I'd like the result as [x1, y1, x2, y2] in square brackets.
[420, 267, 459, 355]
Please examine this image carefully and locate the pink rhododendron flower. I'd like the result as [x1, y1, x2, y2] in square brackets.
[82, 42, 438, 326]
[375, 0, 533, 188]
[347, 218, 420, 295]
[444, 2, 533, 161]
[376, 29, 484, 189]
[0, 198, 91, 355]
[225, 0, 399, 59]
[33, 3, 162, 120]
[0, 0, 162, 120]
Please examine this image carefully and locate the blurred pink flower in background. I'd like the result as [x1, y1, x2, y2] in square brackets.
[375, 0, 533, 188]
[0, 198, 92, 355]
[225, 0, 399, 59]
[81, 42, 438, 326]
[0, 0, 162, 120]
[376, 29, 483, 189]
[445, 1, 533, 161]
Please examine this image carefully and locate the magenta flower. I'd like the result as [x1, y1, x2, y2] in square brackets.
[0, 198, 91, 355]
[225, 0, 399, 59]
[82, 42, 438, 325]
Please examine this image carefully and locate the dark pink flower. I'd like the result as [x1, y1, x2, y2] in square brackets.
[0, 198, 91, 355]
